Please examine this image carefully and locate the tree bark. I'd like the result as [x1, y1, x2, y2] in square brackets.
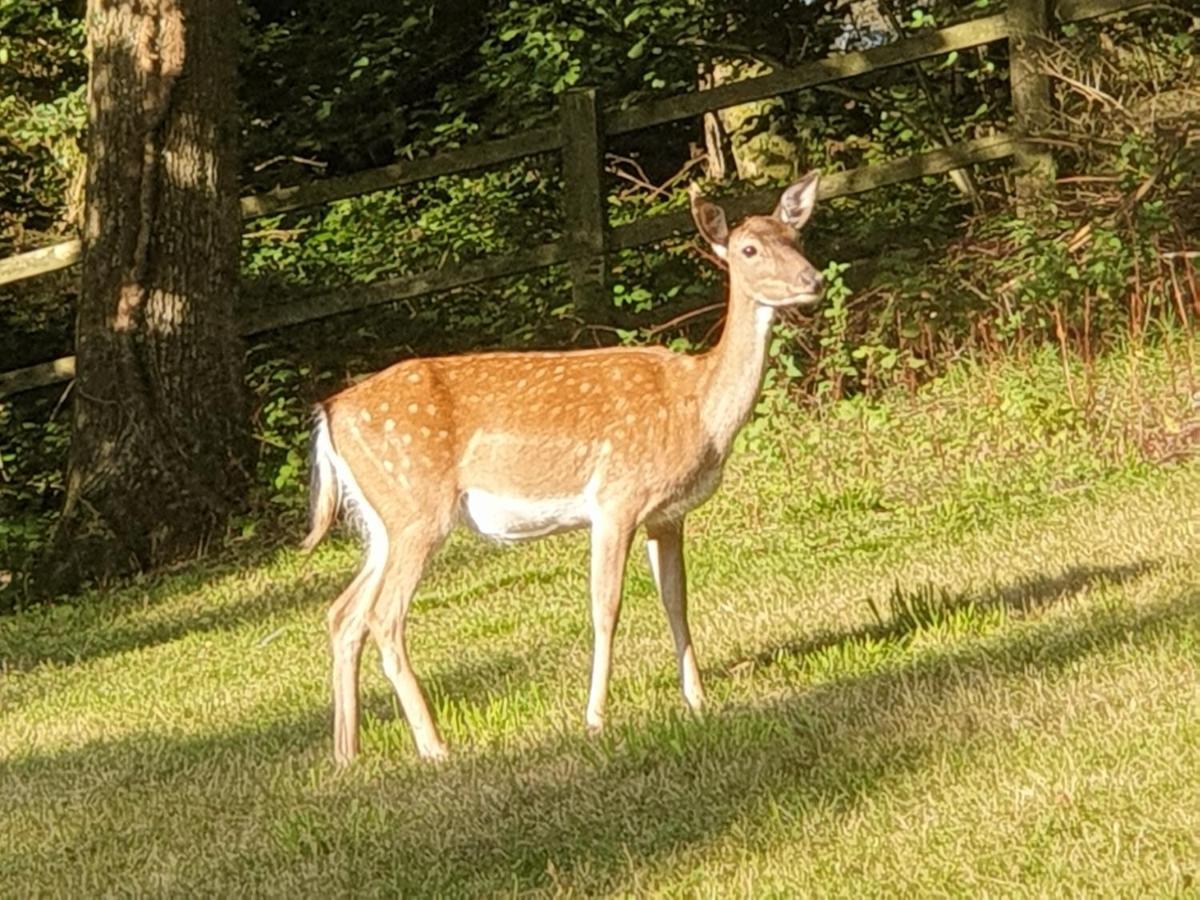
[38, 0, 249, 594]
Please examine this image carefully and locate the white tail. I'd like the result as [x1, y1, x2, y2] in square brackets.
[304, 173, 825, 763]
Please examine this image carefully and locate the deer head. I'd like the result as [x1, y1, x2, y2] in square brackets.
[690, 171, 824, 309]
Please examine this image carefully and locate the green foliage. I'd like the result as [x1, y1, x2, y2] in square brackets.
[239, 1, 484, 175]
[812, 260, 855, 399]
[245, 354, 316, 524]
[243, 162, 562, 296]
[0, 0, 85, 248]
[481, 2, 738, 119]
[0, 399, 67, 583]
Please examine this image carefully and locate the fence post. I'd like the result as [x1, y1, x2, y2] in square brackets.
[1008, 0, 1056, 214]
[559, 87, 610, 322]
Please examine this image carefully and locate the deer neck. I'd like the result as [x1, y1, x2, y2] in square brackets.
[698, 278, 776, 456]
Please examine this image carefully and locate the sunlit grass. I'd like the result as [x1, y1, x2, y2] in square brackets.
[1, 340, 1198, 896]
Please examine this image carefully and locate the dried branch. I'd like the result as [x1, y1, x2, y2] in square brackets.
[644, 302, 724, 336]
[252, 155, 329, 173]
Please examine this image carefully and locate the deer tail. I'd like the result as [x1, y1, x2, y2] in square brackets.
[301, 404, 340, 553]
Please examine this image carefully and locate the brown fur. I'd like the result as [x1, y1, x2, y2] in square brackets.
[307, 174, 825, 763]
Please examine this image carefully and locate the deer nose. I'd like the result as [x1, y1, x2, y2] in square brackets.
[810, 273, 825, 294]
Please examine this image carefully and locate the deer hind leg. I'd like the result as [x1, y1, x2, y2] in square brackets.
[585, 512, 637, 734]
[328, 550, 388, 765]
[646, 517, 705, 714]
[369, 521, 452, 760]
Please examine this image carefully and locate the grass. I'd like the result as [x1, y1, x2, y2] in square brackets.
[1, 339, 1198, 896]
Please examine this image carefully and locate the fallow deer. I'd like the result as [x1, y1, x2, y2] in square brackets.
[303, 173, 825, 762]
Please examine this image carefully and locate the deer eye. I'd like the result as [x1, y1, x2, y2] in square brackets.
[741, 245, 759, 258]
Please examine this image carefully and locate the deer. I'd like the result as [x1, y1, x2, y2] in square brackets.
[302, 172, 825, 763]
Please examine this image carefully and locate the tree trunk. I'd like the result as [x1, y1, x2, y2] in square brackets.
[38, 0, 249, 594]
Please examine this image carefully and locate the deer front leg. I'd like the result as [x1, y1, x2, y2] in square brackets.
[585, 514, 636, 734]
[646, 518, 705, 714]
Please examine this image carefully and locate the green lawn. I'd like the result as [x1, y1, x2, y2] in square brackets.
[2, 343, 1198, 896]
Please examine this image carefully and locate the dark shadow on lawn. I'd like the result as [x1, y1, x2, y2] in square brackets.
[0, 540, 571, 671]
[3, 569, 1193, 896]
[0, 557, 332, 671]
[730, 560, 1159, 676]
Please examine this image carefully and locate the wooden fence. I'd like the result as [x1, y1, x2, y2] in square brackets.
[0, 0, 1151, 398]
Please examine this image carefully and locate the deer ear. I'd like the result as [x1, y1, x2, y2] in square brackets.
[689, 183, 729, 259]
[774, 170, 820, 230]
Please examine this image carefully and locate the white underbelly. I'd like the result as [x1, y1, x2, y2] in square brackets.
[650, 466, 724, 524]
[462, 489, 591, 542]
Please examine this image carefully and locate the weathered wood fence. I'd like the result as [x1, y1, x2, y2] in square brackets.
[0, 0, 1150, 398]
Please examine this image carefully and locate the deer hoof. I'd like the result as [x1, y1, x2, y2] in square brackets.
[418, 742, 450, 762]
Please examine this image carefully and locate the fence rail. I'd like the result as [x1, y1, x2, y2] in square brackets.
[0, 0, 1155, 398]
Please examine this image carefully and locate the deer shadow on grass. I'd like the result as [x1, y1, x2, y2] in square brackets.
[730, 559, 1160, 677]
[3, 558, 1191, 896]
